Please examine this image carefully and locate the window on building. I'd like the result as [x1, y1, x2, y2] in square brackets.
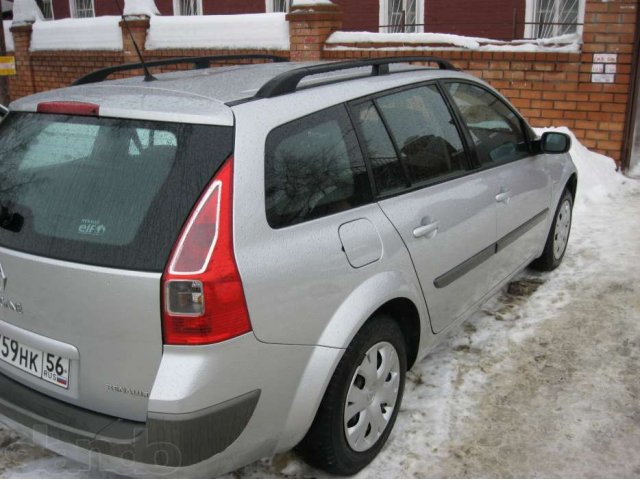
[70, 0, 94, 18]
[266, 0, 290, 12]
[525, 0, 585, 38]
[380, 0, 423, 33]
[173, 0, 202, 15]
[41, 0, 54, 19]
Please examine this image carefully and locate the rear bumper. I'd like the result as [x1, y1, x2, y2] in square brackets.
[0, 372, 259, 468]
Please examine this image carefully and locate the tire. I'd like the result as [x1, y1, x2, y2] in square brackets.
[531, 188, 573, 272]
[296, 314, 407, 475]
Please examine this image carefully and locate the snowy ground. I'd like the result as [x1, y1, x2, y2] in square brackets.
[1, 130, 640, 478]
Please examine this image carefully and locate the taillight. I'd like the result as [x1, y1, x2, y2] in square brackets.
[161, 157, 252, 345]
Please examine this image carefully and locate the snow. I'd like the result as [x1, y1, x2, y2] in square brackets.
[11, 0, 43, 25]
[1, 130, 639, 477]
[146, 13, 289, 51]
[30, 17, 123, 51]
[292, 0, 334, 6]
[326, 31, 581, 53]
[122, 0, 159, 17]
[3, 20, 13, 51]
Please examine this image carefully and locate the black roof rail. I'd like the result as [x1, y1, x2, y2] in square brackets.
[72, 54, 289, 86]
[255, 56, 457, 99]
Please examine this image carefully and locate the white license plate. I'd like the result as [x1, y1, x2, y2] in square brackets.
[0, 333, 70, 389]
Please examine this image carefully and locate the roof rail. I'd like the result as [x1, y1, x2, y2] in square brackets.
[72, 54, 289, 86]
[254, 56, 457, 99]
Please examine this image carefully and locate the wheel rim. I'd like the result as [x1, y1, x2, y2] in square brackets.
[553, 199, 572, 260]
[344, 341, 400, 452]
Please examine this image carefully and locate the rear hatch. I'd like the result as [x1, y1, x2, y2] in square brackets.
[0, 109, 232, 421]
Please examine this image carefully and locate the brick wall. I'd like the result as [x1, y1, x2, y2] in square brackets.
[5, 0, 638, 166]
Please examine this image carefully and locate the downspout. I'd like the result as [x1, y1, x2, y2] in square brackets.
[621, 4, 640, 173]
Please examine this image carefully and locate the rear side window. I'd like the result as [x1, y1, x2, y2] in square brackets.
[0, 113, 233, 271]
[446, 82, 530, 165]
[265, 105, 371, 228]
[376, 85, 468, 185]
[351, 101, 407, 196]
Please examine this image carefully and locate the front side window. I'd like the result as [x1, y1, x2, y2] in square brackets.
[265, 105, 371, 228]
[375, 85, 468, 185]
[447, 82, 530, 166]
[70, 0, 94, 18]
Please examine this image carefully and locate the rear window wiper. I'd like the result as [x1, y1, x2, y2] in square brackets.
[0, 204, 23, 232]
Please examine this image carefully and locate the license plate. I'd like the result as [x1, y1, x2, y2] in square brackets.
[0, 333, 70, 389]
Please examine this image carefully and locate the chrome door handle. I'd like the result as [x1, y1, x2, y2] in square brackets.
[413, 221, 439, 238]
[495, 190, 511, 203]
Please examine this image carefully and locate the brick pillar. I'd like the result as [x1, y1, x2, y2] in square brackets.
[578, 0, 638, 163]
[120, 16, 150, 64]
[287, 2, 343, 61]
[9, 23, 35, 99]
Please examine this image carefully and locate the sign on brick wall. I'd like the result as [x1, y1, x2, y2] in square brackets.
[0, 57, 16, 76]
[591, 53, 617, 84]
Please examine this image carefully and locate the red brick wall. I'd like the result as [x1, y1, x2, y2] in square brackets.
[203, 0, 264, 15]
[425, 0, 525, 40]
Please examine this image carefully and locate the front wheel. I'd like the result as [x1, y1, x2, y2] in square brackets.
[296, 314, 407, 475]
[531, 189, 573, 271]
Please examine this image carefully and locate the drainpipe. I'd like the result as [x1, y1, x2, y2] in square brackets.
[621, 5, 640, 173]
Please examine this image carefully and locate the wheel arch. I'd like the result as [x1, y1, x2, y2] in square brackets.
[565, 172, 578, 200]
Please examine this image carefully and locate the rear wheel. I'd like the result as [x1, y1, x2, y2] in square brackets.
[531, 189, 573, 271]
[296, 314, 407, 475]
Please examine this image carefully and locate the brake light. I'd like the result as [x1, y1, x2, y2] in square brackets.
[37, 101, 100, 116]
[161, 157, 252, 345]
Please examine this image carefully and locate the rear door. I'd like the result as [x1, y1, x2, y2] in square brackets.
[351, 84, 499, 334]
[0, 111, 232, 421]
[445, 81, 551, 283]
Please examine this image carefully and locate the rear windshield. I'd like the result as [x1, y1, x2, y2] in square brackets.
[0, 112, 232, 271]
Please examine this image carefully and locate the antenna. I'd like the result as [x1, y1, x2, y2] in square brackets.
[113, 0, 156, 82]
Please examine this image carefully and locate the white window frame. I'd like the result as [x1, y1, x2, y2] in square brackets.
[173, 0, 203, 15]
[265, 0, 290, 13]
[379, 0, 424, 33]
[524, 0, 585, 39]
[69, 0, 95, 18]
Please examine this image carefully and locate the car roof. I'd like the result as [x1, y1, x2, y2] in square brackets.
[10, 61, 481, 125]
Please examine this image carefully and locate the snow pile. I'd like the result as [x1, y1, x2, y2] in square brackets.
[123, 0, 159, 17]
[30, 16, 123, 51]
[146, 13, 289, 50]
[3, 20, 13, 51]
[11, 0, 43, 25]
[326, 31, 581, 53]
[535, 126, 628, 207]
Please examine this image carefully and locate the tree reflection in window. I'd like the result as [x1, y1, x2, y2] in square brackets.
[265, 105, 372, 228]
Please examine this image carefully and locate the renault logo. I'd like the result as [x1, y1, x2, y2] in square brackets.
[0, 263, 6, 292]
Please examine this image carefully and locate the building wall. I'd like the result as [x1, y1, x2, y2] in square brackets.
[425, 0, 526, 40]
[333, 0, 379, 31]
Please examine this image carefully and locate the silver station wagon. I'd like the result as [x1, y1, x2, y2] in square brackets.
[0, 55, 576, 476]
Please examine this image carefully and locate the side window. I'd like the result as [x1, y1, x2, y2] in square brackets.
[265, 105, 371, 228]
[352, 101, 407, 195]
[376, 85, 468, 185]
[447, 82, 530, 166]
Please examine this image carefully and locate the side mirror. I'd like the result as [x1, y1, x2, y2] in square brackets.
[540, 131, 571, 154]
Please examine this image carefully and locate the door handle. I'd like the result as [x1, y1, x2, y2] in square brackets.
[413, 221, 439, 239]
[495, 189, 511, 203]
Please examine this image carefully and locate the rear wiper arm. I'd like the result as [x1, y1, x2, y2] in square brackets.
[0, 204, 23, 232]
